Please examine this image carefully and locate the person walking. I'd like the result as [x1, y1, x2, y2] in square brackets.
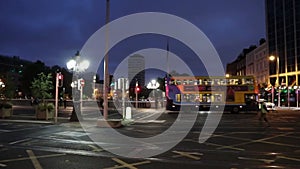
[260, 100, 270, 127]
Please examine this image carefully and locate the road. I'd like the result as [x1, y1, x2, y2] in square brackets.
[0, 108, 299, 169]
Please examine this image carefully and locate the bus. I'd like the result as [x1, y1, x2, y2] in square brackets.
[165, 76, 258, 113]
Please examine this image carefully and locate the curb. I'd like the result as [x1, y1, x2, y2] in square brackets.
[0, 119, 54, 124]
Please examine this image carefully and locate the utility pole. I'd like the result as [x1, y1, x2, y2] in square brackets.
[103, 0, 110, 120]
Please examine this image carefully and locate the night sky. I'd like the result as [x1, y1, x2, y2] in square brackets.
[0, 0, 265, 76]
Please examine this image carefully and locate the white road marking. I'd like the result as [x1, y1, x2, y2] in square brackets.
[9, 138, 32, 145]
[0, 163, 7, 167]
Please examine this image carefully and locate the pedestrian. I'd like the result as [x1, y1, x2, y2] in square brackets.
[63, 98, 67, 109]
[260, 100, 270, 127]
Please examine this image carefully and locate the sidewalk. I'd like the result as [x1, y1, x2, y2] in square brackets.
[0, 107, 164, 125]
[275, 106, 300, 111]
[0, 106, 73, 124]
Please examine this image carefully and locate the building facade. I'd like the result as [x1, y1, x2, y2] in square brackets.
[246, 42, 269, 86]
[226, 46, 256, 76]
[128, 54, 145, 87]
[266, 0, 300, 86]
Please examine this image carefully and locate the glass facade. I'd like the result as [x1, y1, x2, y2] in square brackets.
[266, 0, 300, 85]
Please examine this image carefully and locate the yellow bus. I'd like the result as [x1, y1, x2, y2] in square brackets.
[165, 76, 258, 113]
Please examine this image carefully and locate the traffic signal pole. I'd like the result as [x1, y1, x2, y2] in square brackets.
[55, 72, 63, 123]
[55, 73, 59, 123]
[135, 81, 138, 108]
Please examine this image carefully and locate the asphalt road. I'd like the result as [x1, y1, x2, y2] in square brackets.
[0, 108, 300, 169]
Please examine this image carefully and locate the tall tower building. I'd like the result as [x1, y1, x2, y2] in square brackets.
[266, 0, 300, 86]
[128, 54, 145, 87]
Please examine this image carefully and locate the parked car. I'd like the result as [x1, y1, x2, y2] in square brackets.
[264, 102, 276, 111]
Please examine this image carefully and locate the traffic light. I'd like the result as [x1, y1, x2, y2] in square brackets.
[77, 78, 85, 90]
[58, 73, 63, 87]
[135, 86, 141, 93]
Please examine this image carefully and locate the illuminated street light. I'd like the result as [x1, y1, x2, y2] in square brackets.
[269, 55, 280, 107]
[67, 51, 89, 121]
[66, 59, 76, 70]
[147, 79, 160, 89]
[147, 79, 160, 109]
[0, 80, 5, 88]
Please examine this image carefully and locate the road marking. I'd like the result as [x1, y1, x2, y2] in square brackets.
[0, 129, 11, 132]
[217, 132, 292, 150]
[277, 127, 294, 131]
[277, 155, 300, 162]
[0, 153, 65, 163]
[55, 131, 89, 137]
[212, 134, 250, 141]
[26, 150, 43, 169]
[238, 156, 274, 164]
[9, 138, 32, 145]
[0, 163, 7, 167]
[134, 120, 165, 123]
[205, 142, 245, 151]
[88, 145, 102, 152]
[172, 151, 203, 160]
[259, 140, 300, 148]
[104, 158, 150, 169]
[135, 112, 163, 121]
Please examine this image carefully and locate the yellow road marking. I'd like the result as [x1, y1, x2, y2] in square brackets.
[205, 142, 245, 151]
[172, 151, 202, 160]
[26, 150, 43, 169]
[0, 153, 65, 163]
[217, 132, 292, 150]
[88, 145, 102, 152]
[238, 156, 274, 164]
[259, 140, 300, 148]
[104, 158, 150, 169]
[277, 127, 294, 131]
[277, 155, 300, 162]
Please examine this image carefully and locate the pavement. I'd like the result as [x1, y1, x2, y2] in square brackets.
[1, 105, 299, 126]
[0, 106, 143, 125]
[275, 106, 300, 111]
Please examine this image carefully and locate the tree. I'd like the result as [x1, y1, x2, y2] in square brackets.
[3, 75, 16, 98]
[157, 77, 165, 92]
[30, 72, 53, 103]
[21, 61, 50, 96]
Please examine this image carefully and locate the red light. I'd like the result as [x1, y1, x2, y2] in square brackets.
[58, 74, 63, 80]
[136, 86, 140, 93]
[80, 79, 85, 86]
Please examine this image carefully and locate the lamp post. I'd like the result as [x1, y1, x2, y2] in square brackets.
[269, 55, 280, 107]
[103, 0, 110, 120]
[147, 79, 160, 109]
[67, 51, 90, 121]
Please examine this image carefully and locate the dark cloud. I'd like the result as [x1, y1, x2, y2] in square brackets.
[0, 0, 265, 74]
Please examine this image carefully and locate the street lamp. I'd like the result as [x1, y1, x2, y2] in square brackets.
[269, 55, 280, 107]
[0, 80, 5, 88]
[67, 51, 90, 121]
[103, 0, 110, 120]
